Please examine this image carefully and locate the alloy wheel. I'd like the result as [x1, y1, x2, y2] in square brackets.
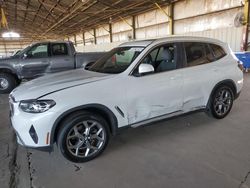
[0, 78, 9, 90]
[66, 120, 106, 158]
[213, 88, 232, 116]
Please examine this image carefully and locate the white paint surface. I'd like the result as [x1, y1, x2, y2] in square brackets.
[10, 36, 243, 147]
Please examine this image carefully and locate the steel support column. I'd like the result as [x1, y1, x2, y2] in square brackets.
[109, 23, 113, 43]
[244, 0, 249, 51]
[74, 34, 77, 46]
[155, 2, 174, 35]
[119, 16, 135, 40]
[82, 32, 85, 46]
[93, 28, 97, 44]
[132, 15, 136, 39]
[169, 3, 174, 35]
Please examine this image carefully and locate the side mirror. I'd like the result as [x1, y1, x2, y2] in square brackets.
[22, 53, 27, 59]
[83, 61, 95, 70]
[138, 64, 154, 75]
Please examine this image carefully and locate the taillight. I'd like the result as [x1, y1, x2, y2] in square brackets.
[237, 61, 244, 71]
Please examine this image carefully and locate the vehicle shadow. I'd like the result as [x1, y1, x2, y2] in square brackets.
[106, 111, 218, 154]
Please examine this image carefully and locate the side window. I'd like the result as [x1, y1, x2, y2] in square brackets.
[210, 44, 226, 60]
[141, 48, 159, 65]
[26, 44, 48, 58]
[139, 43, 177, 74]
[155, 45, 176, 72]
[184, 42, 213, 67]
[51, 43, 68, 56]
[149, 48, 159, 62]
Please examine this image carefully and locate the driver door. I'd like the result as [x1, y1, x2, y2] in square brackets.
[126, 43, 184, 125]
[19, 43, 50, 79]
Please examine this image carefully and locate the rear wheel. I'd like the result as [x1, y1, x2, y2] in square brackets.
[208, 85, 234, 119]
[0, 73, 17, 94]
[57, 111, 109, 163]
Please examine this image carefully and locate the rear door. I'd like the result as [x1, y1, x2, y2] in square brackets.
[49, 43, 75, 72]
[19, 43, 50, 79]
[181, 42, 222, 111]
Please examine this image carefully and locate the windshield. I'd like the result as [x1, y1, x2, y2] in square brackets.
[12, 45, 31, 57]
[12, 50, 21, 56]
[88, 46, 144, 74]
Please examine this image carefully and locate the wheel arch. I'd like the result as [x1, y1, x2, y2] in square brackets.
[212, 79, 237, 96]
[50, 104, 118, 145]
[0, 67, 19, 81]
[207, 79, 237, 107]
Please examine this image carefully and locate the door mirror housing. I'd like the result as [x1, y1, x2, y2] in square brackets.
[22, 53, 27, 59]
[83, 61, 95, 70]
[138, 64, 154, 75]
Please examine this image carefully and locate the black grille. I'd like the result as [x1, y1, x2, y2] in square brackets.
[29, 125, 38, 144]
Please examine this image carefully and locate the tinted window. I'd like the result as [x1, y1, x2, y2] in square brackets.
[210, 44, 226, 59]
[149, 48, 159, 62]
[184, 42, 213, 67]
[26, 44, 48, 58]
[139, 43, 177, 74]
[51, 43, 68, 56]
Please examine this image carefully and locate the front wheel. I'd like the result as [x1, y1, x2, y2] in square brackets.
[57, 111, 110, 163]
[0, 73, 18, 94]
[208, 86, 234, 119]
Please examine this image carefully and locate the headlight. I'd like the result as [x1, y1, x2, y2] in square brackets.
[19, 100, 56, 113]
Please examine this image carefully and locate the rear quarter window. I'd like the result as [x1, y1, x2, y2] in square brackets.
[209, 44, 226, 60]
[184, 42, 214, 67]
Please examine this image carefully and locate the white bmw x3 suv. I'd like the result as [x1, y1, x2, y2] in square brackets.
[10, 36, 243, 162]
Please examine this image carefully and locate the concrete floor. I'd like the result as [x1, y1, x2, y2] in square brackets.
[1, 74, 250, 188]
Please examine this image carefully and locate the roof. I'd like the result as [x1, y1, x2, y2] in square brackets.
[118, 36, 226, 47]
[154, 35, 226, 45]
[119, 40, 155, 47]
[0, 0, 178, 42]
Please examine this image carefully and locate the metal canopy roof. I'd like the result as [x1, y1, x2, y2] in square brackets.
[0, 0, 177, 41]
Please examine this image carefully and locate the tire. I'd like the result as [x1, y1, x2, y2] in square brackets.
[0, 73, 17, 94]
[208, 85, 234, 119]
[57, 111, 110, 163]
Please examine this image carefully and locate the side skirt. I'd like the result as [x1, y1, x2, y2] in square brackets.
[117, 106, 206, 132]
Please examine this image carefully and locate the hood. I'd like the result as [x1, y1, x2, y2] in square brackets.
[0, 56, 17, 62]
[11, 69, 113, 101]
[0, 57, 11, 61]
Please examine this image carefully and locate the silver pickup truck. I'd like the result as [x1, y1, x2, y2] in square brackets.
[0, 41, 105, 93]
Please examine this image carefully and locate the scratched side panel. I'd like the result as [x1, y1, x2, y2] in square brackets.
[19, 58, 50, 79]
[125, 69, 183, 125]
